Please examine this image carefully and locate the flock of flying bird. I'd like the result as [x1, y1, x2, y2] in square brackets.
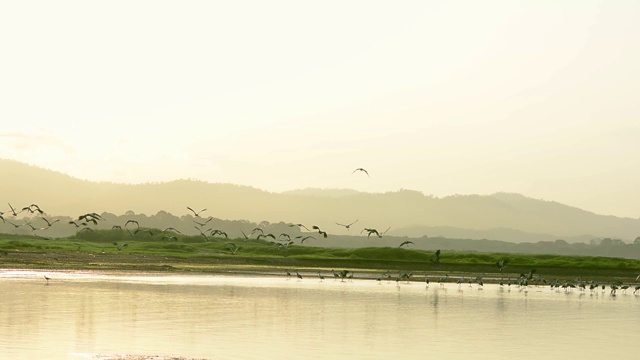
[3, 167, 639, 294]
[0, 168, 411, 254]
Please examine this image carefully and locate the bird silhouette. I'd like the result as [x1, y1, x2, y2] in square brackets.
[336, 219, 358, 230]
[113, 242, 128, 250]
[124, 220, 140, 235]
[7, 203, 22, 217]
[301, 236, 315, 244]
[361, 228, 380, 238]
[398, 240, 414, 248]
[288, 223, 309, 231]
[496, 259, 508, 271]
[352, 168, 369, 176]
[225, 242, 240, 255]
[431, 249, 441, 263]
[41, 217, 59, 227]
[193, 217, 213, 227]
[187, 206, 207, 217]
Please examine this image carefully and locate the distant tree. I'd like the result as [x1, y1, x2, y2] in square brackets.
[555, 239, 568, 245]
[600, 238, 613, 246]
[634, 237, 640, 245]
[612, 238, 625, 246]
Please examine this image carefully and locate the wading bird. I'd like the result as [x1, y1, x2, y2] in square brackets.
[336, 219, 358, 230]
[399, 240, 414, 248]
[438, 274, 449, 287]
[496, 259, 508, 271]
[431, 249, 441, 263]
[352, 168, 369, 176]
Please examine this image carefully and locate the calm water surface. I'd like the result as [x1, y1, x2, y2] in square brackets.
[1, 270, 638, 360]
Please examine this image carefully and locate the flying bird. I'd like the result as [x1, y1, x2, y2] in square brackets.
[336, 219, 358, 230]
[78, 213, 103, 222]
[352, 168, 369, 176]
[257, 233, 276, 241]
[7, 203, 22, 217]
[361, 228, 380, 238]
[113, 242, 128, 250]
[193, 217, 213, 227]
[187, 207, 207, 217]
[301, 236, 315, 244]
[225, 242, 240, 255]
[41, 217, 59, 227]
[124, 220, 140, 235]
[288, 223, 309, 231]
[311, 225, 328, 238]
[162, 227, 182, 234]
[399, 240, 414, 248]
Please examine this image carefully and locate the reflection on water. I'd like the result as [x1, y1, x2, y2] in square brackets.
[1, 270, 638, 359]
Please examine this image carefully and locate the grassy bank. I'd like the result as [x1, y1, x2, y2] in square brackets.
[1, 230, 639, 283]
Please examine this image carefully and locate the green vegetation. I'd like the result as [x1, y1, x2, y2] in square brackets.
[1, 229, 639, 282]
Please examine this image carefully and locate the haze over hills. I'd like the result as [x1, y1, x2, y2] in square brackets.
[2, 158, 639, 243]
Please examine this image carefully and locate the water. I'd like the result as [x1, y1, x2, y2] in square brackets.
[1, 270, 638, 360]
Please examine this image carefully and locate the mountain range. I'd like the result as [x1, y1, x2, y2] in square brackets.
[2, 158, 639, 243]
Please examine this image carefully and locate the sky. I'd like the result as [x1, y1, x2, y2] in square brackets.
[1, 1, 639, 218]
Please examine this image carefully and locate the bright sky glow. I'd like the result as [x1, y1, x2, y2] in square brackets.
[1, 1, 639, 217]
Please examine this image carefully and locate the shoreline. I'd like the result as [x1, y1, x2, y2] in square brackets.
[2, 249, 640, 285]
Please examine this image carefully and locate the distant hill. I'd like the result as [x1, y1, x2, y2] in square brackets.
[2, 158, 639, 243]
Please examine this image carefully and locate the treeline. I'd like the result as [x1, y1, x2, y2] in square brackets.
[1, 210, 640, 260]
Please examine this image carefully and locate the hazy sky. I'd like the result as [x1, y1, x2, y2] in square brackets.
[1, 1, 639, 218]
